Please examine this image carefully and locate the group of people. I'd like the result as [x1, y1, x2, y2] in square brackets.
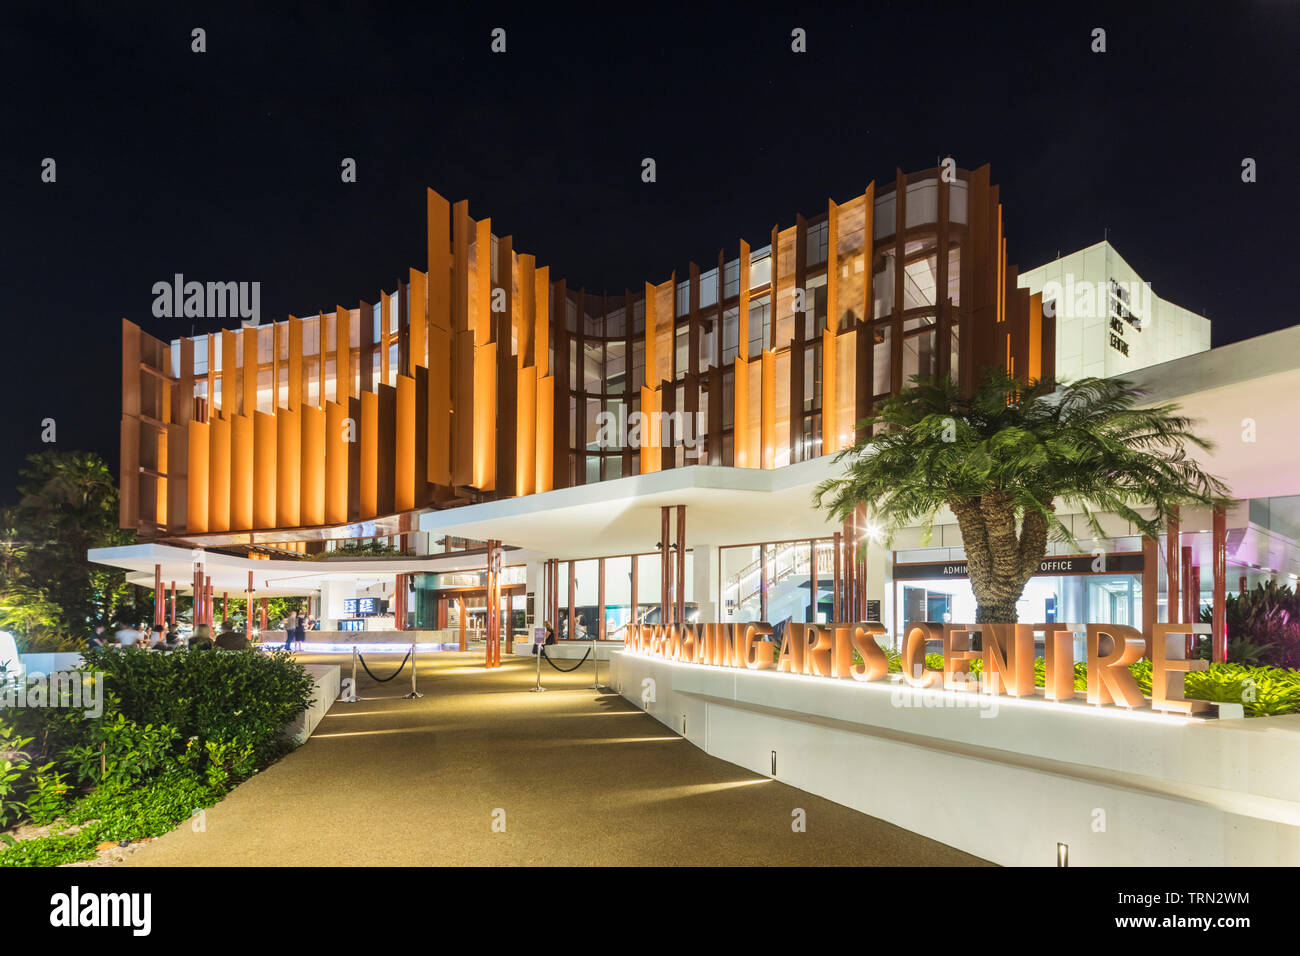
[281, 609, 313, 651]
[89, 619, 254, 652]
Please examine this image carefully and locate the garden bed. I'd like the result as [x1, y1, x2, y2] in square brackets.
[0, 646, 314, 867]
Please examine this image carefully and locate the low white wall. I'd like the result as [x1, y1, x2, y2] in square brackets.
[609, 650, 1300, 867]
[282, 664, 340, 746]
[19, 652, 84, 674]
[510, 639, 623, 660]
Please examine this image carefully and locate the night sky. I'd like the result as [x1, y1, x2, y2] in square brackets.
[1, 1, 1296, 501]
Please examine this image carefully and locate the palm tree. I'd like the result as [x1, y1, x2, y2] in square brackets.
[814, 370, 1228, 623]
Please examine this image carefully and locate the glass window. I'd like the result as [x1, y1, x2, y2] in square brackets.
[722, 307, 739, 365]
[700, 269, 719, 308]
[606, 341, 627, 393]
[674, 326, 689, 379]
[749, 296, 770, 359]
[584, 341, 603, 391]
[806, 220, 829, 266]
[873, 325, 892, 396]
[723, 260, 740, 299]
[902, 329, 936, 384]
[750, 252, 772, 289]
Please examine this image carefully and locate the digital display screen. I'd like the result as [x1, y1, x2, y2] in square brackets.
[344, 598, 381, 616]
[339, 619, 366, 632]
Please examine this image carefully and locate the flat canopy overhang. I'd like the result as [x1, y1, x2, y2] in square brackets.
[85, 543, 540, 597]
[417, 458, 843, 559]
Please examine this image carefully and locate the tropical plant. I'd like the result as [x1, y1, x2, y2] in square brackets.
[1200, 581, 1300, 669]
[815, 370, 1228, 622]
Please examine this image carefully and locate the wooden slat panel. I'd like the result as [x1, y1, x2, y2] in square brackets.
[276, 407, 301, 527]
[639, 384, 659, 474]
[253, 411, 277, 529]
[300, 405, 325, 526]
[535, 374, 553, 493]
[324, 401, 348, 525]
[516, 365, 536, 495]
[288, 316, 302, 412]
[242, 326, 257, 417]
[395, 374, 416, 511]
[427, 325, 452, 486]
[376, 384, 396, 516]
[229, 413, 254, 529]
[473, 342, 497, 490]
[761, 349, 775, 469]
[186, 420, 210, 533]
[407, 271, 426, 380]
[207, 414, 231, 532]
[360, 391, 378, 518]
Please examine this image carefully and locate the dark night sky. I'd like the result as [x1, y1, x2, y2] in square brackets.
[1, 1, 1297, 501]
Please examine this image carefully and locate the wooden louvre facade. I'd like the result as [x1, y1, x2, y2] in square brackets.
[120, 164, 1054, 539]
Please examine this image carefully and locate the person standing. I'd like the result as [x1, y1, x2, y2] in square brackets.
[283, 609, 298, 651]
[293, 609, 307, 650]
[88, 624, 107, 650]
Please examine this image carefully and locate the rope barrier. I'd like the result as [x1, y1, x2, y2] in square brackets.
[357, 648, 413, 683]
[540, 646, 592, 673]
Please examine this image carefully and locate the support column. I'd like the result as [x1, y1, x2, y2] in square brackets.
[1213, 504, 1227, 663]
[245, 571, 254, 644]
[485, 538, 502, 667]
[457, 595, 467, 651]
[568, 559, 576, 640]
[260, 597, 268, 631]
[205, 577, 213, 627]
[675, 504, 686, 624]
[1141, 536, 1158, 640]
[1166, 505, 1180, 626]
[660, 506, 671, 625]
[597, 557, 606, 640]
[169, 581, 177, 630]
[1181, 544, 1195, 656]
[759, 544, 769, 620]
[154, 564, 163, 627]
[809, 539, 818, 623]
[832, 530, 842, 622]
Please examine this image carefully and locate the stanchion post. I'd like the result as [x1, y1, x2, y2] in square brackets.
[346, 645, 358, 702]
[404, 641, 423, 699]
[530, 635, 546, 692]
[590, 638, 601, 690]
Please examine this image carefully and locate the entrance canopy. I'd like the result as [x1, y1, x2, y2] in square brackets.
[86, 543, 541, 598]
[417, 458, 843, 560]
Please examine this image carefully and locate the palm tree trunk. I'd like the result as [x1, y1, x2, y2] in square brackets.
[951, 494, 1051, 623]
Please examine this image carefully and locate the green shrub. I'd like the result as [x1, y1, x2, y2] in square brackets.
[79, 646, 314, 766]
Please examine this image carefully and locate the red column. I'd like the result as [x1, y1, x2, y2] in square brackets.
[1212, 505, 1227, 663]
[675, 504, 686, 624]
[169, 581, 177, 629]
[1166, 507, 1180, 658]
[1181, 545, 1195, 656]
[205, 577, 213, 626]
[832, 530, 842, 622]
[660, 506, 671, 625]
[260, 597, 268, 631]
[809, 539, 819, 624]
[245, 571, 254, 644]
[154, 564, 164, 626]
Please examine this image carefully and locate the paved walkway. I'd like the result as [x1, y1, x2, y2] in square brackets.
[125, 650, 988, 866]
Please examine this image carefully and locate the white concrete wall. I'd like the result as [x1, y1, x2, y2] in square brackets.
[610, 651, 1300, 866]
[282, 663, 340, 746]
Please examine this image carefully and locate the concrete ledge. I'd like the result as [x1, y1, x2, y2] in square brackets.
[610, 650, 1300, 866]
[282, 664, 340, 747]
[19, 652, 84, 675]
[510, 640, 623, 659]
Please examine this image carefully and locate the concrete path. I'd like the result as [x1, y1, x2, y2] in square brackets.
[125, 650, 988, 866]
